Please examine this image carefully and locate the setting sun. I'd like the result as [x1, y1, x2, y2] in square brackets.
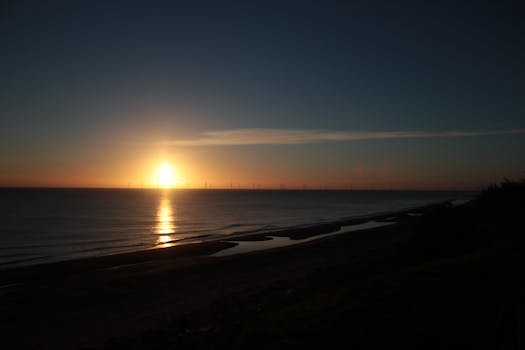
[155, 163, 178, 188]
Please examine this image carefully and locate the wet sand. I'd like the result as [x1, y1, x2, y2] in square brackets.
[0, 208, 431, 349]
[4, 201, 498, 349]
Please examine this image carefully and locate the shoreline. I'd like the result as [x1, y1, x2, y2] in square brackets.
[1, 193, 518, 350]
[0, 199, 455, 271]
[1, 210, 418, 349]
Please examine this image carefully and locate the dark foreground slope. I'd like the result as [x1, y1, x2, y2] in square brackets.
[0, 181, 521, 349]
[102, 181, 521, 350]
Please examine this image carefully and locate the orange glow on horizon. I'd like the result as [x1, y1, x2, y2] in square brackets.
[0, 147, 496, 191]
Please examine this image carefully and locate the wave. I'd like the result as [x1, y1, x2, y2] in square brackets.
[0, 190, 474, 269]
[0, 255, 47, 267]
[77, 242, 150, 254]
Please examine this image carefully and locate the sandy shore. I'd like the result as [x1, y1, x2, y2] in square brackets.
[1, 198, 518, 349]
[0, 203, 435, 349]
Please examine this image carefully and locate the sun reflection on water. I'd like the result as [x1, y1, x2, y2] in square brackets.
[156, 196, 175, 248]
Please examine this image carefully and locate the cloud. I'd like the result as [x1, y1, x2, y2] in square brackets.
[161, 128, 525, 146]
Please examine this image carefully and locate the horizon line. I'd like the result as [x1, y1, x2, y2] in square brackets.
[0, 186, 478, 192]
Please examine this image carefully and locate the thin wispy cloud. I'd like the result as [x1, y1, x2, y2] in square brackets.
[161, 128, 525, 146]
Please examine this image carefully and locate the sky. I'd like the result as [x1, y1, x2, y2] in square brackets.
[0, 0, 523, 189]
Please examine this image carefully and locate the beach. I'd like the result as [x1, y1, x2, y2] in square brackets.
[0, 197, 520, 349]
[0, 189, 465, 268]
[2, 1, 522, 348]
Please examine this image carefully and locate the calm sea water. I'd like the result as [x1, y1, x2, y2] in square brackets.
[0, 189, 472, 268]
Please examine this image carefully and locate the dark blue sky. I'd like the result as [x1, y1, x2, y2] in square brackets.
[1, 0, 524, 188]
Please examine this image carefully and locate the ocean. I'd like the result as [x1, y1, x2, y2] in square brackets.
[0, 189, 472, 268]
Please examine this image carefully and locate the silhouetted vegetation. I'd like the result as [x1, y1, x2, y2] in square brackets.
[478, 178, 525, 211]
[403, 178, 523, 263]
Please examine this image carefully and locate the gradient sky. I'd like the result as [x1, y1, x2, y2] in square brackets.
[1, 0, 523, 189]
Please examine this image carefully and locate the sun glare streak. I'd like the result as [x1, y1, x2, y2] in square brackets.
[155, 196, 175, 248]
